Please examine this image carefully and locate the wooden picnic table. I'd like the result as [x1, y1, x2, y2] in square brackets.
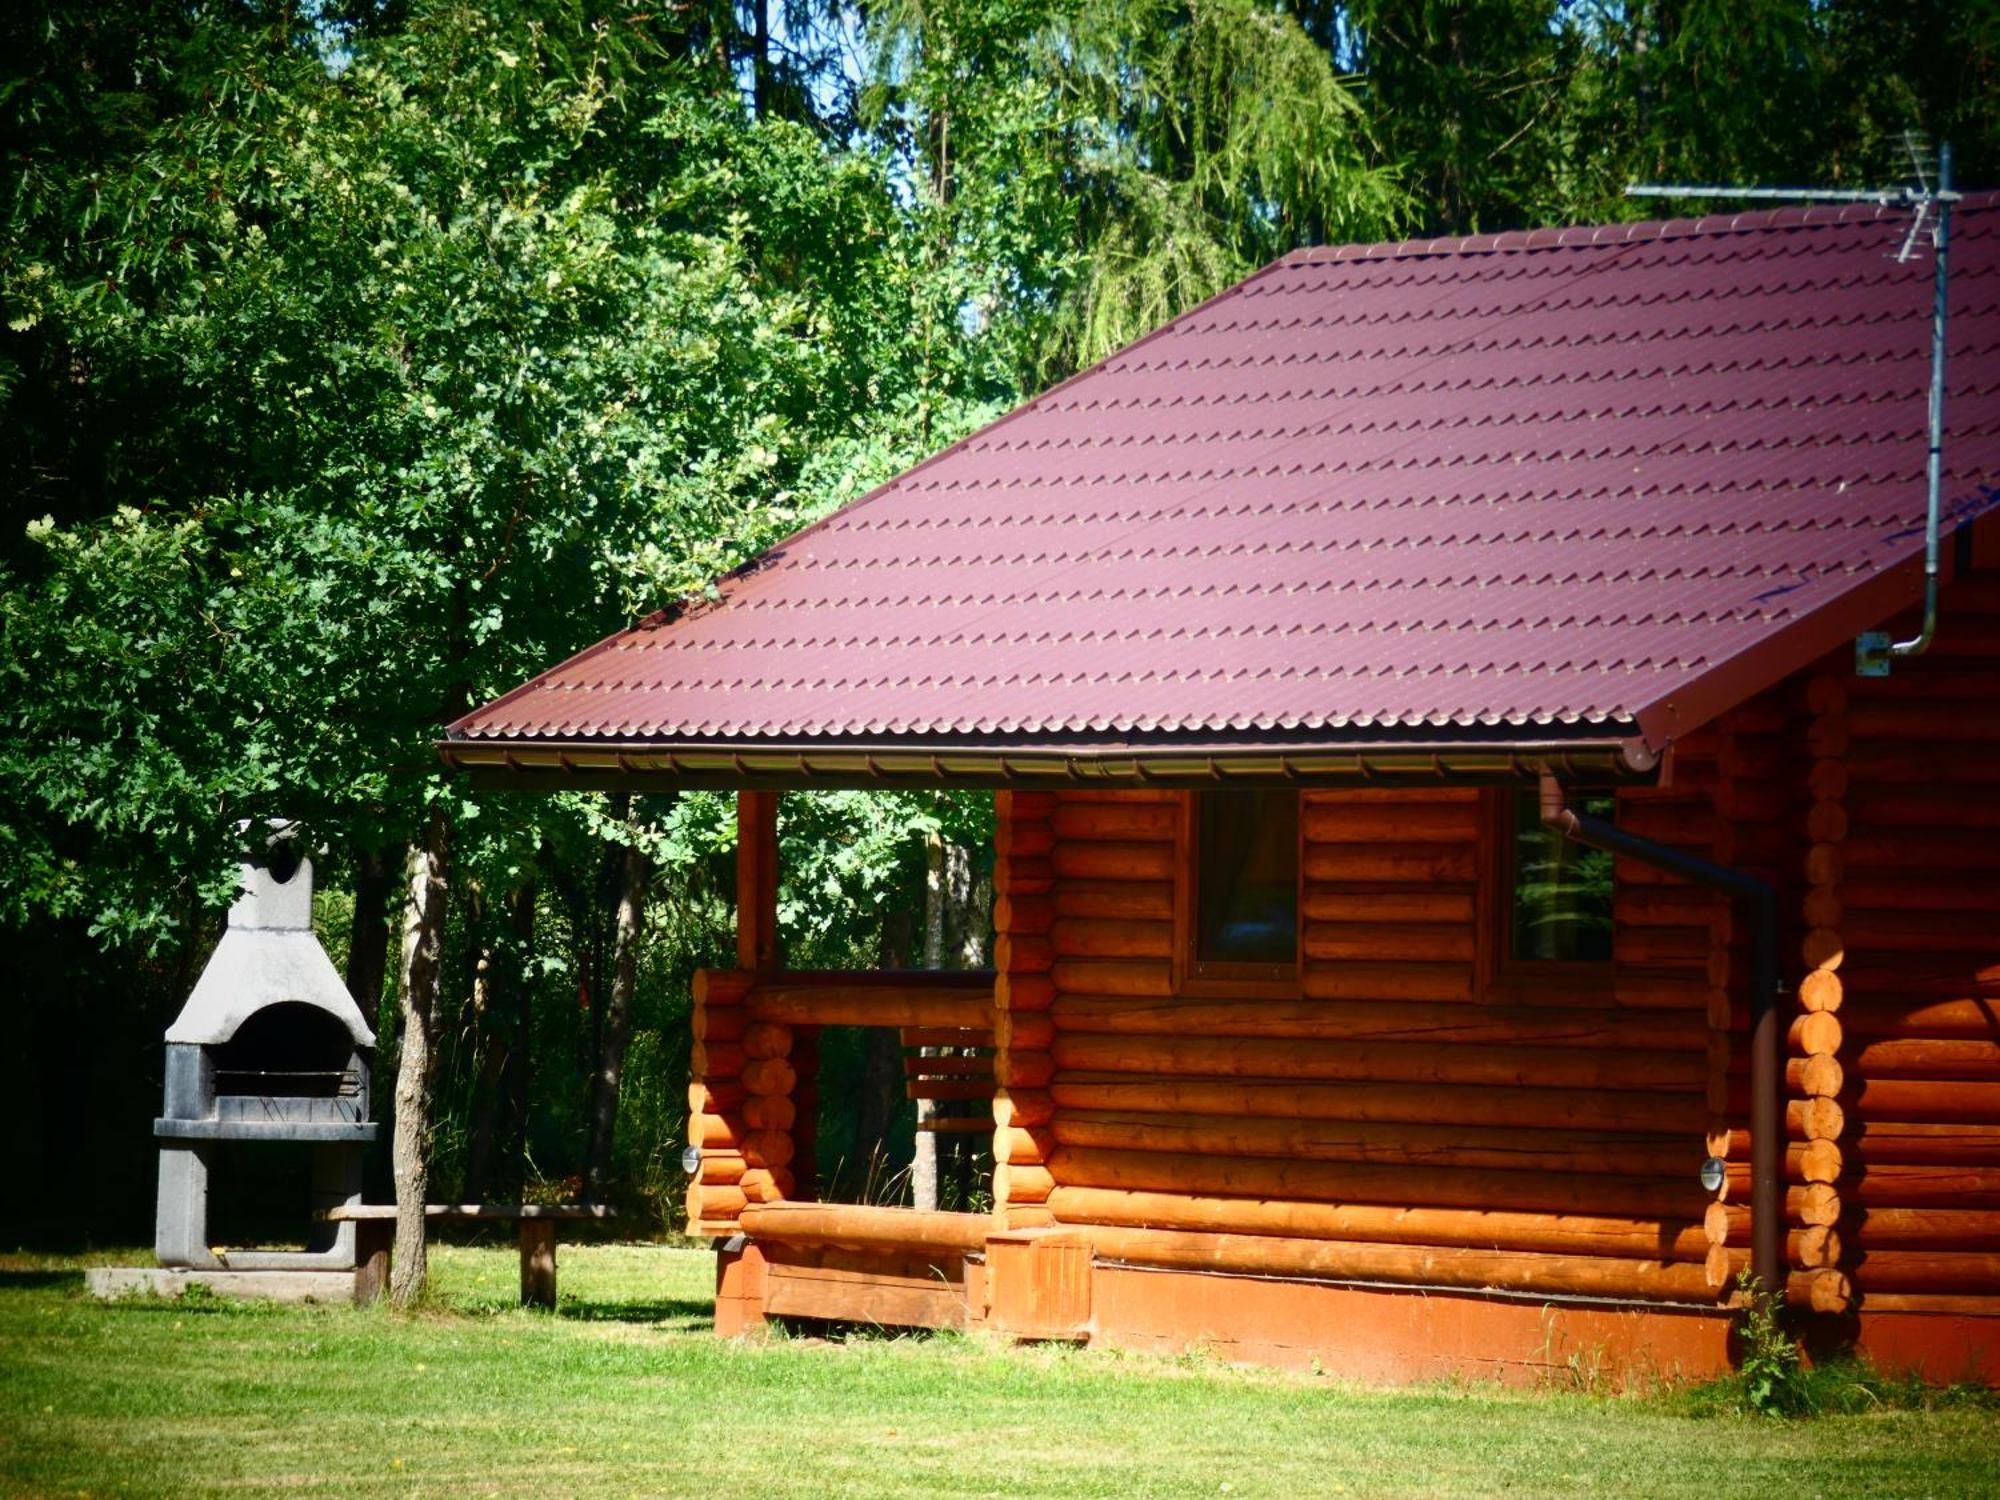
[322, 1204, 612, 1307]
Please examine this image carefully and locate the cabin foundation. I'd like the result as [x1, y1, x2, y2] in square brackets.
[716, 1224, 1997, 1385]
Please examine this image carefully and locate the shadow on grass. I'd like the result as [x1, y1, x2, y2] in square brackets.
[767, 1315, 959, 1346]
[0, 1270, 79, 1292]
[561, 1297, 713, 1327]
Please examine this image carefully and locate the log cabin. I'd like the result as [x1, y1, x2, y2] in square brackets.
[443, 195, 2000, 1384]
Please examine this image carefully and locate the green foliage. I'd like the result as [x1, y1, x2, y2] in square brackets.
[1509, 791, 1614, 963]
[7, 0, 2000, 1236]
[1698, 1273, 2000, 1421]
[1049, 0, 1407, 367]
[1734, 1272, 1813, 1418]
[1, 0, 964, 948]
[778, 790, 992, 967]
[866, 0, 1408, 380]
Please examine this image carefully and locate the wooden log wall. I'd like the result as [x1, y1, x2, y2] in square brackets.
[1792, 667, 1855, 1313]
[1833, 566, 2000, 1316]
[688, 967, 753, 1232]
[1039, 781, 1727, 1305]
[1701, 682, 1859, 1315]
[992, 790, 1058, 1227]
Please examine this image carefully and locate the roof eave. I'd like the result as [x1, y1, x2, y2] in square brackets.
[1631, 523, 1985, 753]
[436, 731, 1661, 793]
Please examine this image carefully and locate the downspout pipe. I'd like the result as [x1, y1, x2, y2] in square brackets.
[1538, 773, 1783, 1300]
[1890, 140, 1953, 662]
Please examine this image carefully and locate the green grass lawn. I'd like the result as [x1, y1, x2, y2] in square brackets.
[1, 1245, 1995, 1499]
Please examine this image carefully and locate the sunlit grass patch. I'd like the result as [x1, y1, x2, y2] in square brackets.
[2, 1245, 1996, 1498]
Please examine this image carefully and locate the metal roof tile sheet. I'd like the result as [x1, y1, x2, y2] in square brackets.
[453, 195, 2000, 751]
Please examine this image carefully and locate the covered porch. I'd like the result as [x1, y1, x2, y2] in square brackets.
[682, 772, 1748, 1383]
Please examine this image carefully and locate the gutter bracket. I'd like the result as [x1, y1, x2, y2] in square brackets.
[1855, 629, 1895, 678]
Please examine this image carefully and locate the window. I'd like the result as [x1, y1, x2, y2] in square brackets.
[1185, 789, 1299, 984]
[1505, 788, 1614, 963]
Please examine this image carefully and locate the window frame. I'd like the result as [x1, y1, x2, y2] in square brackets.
[1173, 788, 1304, 999]
[1475, 786, 1617, 1002]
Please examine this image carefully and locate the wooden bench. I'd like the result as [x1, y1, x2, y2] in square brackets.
[322, 1204, 611, 1308]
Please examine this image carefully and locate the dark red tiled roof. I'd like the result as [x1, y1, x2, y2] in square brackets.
[450, 196, 2000, 756]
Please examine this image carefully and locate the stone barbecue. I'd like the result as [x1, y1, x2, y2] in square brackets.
[153, 823, 377, 1271]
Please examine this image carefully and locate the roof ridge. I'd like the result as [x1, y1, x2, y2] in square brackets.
[1283, 190, 2000, 266]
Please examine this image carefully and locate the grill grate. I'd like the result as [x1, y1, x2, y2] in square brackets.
[212, 1068, 360, 1100]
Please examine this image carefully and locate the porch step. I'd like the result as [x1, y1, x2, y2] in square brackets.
[762, 1256, 971, 1329]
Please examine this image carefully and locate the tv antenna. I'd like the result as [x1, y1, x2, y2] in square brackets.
[1626, 138, 1960, 677]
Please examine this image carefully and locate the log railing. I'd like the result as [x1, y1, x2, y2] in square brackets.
[685, 965, 999, 1236]
[738, 1201, 990, 1254]
[748, 971, 993, 1029]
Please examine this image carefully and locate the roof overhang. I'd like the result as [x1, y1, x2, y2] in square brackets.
[437, 732, 1661, 793]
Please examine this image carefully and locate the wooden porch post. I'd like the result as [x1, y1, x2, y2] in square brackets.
[737, 790, 779, 975]
[734, 790, 800, 1209]
[685, 788, 779, 1238]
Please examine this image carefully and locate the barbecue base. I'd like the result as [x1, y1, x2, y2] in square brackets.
[86, 1266, 360, 1304]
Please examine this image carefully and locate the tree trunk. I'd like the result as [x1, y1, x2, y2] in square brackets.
[751, 0, 771, 119]
[855, 900, 915, 1199]
[585, 828, 649, 1205]
[390, 808, 450, 1310]
[947, 841, 990, 967]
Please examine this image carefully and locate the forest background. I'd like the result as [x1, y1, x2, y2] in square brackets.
[5, 0, 1996, 1252]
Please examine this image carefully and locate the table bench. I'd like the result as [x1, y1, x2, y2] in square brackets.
[323, 1204, 612, 1307]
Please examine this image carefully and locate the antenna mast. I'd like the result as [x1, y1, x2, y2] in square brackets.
[1626, 140, 1959, 677]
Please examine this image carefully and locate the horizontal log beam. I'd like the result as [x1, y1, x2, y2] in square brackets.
[1732, 1078, 2000, 1125]
[749, 973, 993, 1029]
[900, 1027, 995, 1050]
[1823, 1206, 2000, 1249]
[1847, 1251, 2000, 1295]
[1049, 1146, 1705, 1219]
[1051, 1034, 1704, 1092]
[907, 1080, 998, 1102]
[1852, 1293, 2000, 1316]
[1049, 1077, 1706, 1135]
[1727, 1161, 2000, 1208]
[1049, 1111, 1703, 1178]
[1075, 1225, 1720, 1304]
[903, 1053, 995, 1078]
[739, 1202, 990, 1254]
[1047, 1186, 1709, 1261]
[1048, 996, 1706, 1051]
[1731, 1121, 2000, 1165]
